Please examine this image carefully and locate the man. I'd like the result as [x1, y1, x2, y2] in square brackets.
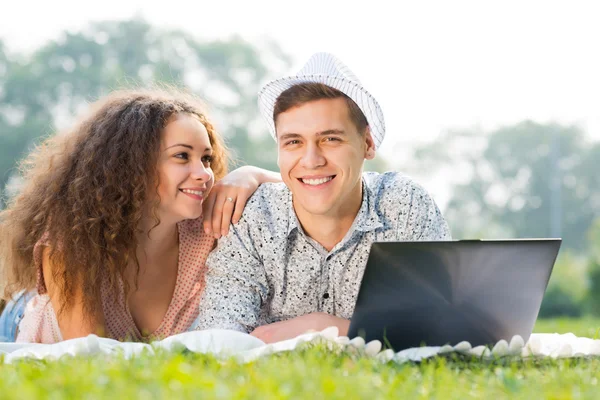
[194, 52, 451, 343]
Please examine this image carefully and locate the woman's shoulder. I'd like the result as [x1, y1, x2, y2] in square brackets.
[177, 217, 215, 256]
[16, 294, 63, 344]
[178, 217, 205, 235]
[32, 233, 52, 295]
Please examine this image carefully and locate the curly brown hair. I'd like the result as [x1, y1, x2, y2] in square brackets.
[0, 88, 228, 319]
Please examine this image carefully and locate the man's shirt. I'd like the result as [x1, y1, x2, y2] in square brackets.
[193, 172, 452, 332]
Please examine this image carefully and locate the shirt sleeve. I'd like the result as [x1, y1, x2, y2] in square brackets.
[192, 215, 269, 333]
[399, 182, 452, 241]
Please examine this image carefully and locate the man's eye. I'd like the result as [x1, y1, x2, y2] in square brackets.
[325, 137, 341, 142]
[175, 152, 189, 160]
[285, 140, 300, 146]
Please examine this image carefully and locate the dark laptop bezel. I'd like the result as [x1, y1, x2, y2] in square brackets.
[348, 239, 562, 351]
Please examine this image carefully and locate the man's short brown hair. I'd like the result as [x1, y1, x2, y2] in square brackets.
[273, 83, 368, 135]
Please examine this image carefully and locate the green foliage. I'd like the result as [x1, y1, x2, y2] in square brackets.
[536, 221, 600, 318]
[587, 219, 600, 262]
[584, 260, 600, 317]
[2, 319, 600, 399]
[406, 121, 600, 252]
[538, 251, 588, 318]
[533, 317, 600, 338]
[0, 18, 292, 206]
[539, 286, 583, 318]
[364, 156, 390, 173]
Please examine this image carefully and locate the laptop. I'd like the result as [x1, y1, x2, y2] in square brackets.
[347, 239, 561, 351]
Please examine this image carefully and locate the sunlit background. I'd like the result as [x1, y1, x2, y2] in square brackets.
[1, 0, 599, 317]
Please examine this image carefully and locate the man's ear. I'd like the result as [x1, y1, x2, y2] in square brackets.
[364, 127, 376, 160]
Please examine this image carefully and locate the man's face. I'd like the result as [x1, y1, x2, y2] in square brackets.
[275, 97, 376, 218]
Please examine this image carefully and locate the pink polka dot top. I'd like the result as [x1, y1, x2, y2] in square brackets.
[16, 218, 214, 343]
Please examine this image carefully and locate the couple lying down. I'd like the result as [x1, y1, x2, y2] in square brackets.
[0, 53, 450, 344]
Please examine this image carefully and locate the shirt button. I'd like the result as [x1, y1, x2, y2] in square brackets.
[323, 293, 330, 299]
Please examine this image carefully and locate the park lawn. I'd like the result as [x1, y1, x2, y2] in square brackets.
[533, 317, 600, 338]
[1, 318, 599, 400]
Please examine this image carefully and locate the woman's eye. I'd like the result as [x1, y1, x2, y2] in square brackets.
[201, 155, 214, 164]
[175, 152, 189, 160]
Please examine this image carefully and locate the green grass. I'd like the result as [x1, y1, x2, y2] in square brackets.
[534, 317, 600, 339]
[1, 318, 600, 399]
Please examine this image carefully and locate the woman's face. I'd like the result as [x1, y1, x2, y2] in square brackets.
[154, 113, 215, 223]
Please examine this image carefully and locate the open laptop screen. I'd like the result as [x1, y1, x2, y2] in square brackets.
[348, 240, 561, 351]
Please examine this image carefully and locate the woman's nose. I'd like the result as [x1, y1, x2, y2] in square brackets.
[191, 162, 211, 182]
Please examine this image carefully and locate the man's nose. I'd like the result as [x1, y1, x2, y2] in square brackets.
[300, 143, 326, 169]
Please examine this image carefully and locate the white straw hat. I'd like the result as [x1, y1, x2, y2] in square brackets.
[258, 52, 386, 149]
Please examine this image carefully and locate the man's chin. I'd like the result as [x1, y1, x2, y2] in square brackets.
[294, 200, 336, 217]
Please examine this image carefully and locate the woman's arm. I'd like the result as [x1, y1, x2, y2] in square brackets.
[203, 166, 282, 238]
[42, 247, 106, 340]
[250, 167, 282, 184]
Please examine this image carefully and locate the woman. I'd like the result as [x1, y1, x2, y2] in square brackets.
[0, 88, 279, 343]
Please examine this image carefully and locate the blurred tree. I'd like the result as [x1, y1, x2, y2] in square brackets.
[588, 218, 600, 260]
[404, 121, 600, 251]
[585, 260, 600, 316]
[584, 219, 600, 315]
[538, 251, 588, 318]
[0, 18, 293, 206]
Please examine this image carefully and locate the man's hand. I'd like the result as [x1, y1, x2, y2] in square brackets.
[250, 312, 350, 344]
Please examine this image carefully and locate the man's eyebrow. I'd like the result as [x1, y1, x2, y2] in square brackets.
[316, 129, 345, 136]
[279, 133, 302, 141]
[279, 130, 345, 141]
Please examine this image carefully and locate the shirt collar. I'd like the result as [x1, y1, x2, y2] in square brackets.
[286, 189, 301, 236]
[286, 177, 384, 237]
[353, 177, 385, 232]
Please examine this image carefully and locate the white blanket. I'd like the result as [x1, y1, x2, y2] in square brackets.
[2, 328, 600, 364]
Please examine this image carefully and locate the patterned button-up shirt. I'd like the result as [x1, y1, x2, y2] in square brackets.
[193, 172, 452, 333]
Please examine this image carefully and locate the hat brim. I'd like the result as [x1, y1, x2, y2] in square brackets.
[258, 75, 385, 149]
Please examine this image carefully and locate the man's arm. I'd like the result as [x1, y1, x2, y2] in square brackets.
[250, 312, 350, 344]
[401, 182, 452, 241]
[192, 216, 269, 333]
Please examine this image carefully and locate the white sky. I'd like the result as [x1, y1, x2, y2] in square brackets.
[1, 0, 599, 203]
